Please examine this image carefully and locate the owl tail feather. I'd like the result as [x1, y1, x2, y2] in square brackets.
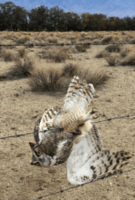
[90, 150, 132, 181]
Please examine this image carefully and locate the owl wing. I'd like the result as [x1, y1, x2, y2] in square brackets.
[62, 76, 95, 112]
[34, 106, 60, 144]
[66, 122, 132, 185]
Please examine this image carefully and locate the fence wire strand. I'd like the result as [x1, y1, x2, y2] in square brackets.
[33, 167, 135, 200]
[0, 113, 135, 140]
[0, 41, 135, 47]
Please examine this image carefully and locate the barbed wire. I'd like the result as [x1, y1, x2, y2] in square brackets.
[33, 167, 135, 200]
[0, 41, 135, 47]
[0, 113, 135, 140]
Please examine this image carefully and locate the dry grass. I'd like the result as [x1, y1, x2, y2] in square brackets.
[28, 65, 63, 92]
[17, 47, 26, 58]
[77, 66, 109, 87]
[62, 63, 78, 77]
[6, 56, 34, 78]
[16, 36, 30, 44]
[105, 44, 121, 53]
[104, 54, 119, 66]
[28, 61, 109, 92]
[95, 51, 107, 58]
[39, 48, 70, 62]
[120, 47, 130, 58]
[121, 52, 135, 66]
[2, 50, 16, 62]
[75, 44, 90, 52]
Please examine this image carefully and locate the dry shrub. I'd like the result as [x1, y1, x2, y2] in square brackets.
[17, 47, 26, 58]
[39, 48, 70, 62]
[6, 56, 34, 78]
[48, 37, 58, 43]
[105, 44, 121, 53]
[28, 65, 63, 92]
[16, 36, 30, 44]
[62, 63, 78, 77]
[121, 52, 135, 66]
[102, 35, 120, 43]
[75, 44, 90, 52]
[120, 47, 130, 58]
[104, 54, 119, 66]
[95, 51, 107, 58]
[77, 66, 109, 87]
[2, 50, 15, 62]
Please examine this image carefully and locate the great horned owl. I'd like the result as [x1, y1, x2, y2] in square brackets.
[29, 76, 132, 185]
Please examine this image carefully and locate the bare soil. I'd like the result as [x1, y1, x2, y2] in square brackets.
[0, 33, 135, 200]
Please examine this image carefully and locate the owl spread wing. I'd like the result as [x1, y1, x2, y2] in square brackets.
[53, 76, 96, 132]
[66, 122, 131, 185]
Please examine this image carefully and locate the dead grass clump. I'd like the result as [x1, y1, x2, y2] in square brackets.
[7, 56, 34, 78]
[16, 36, 30, 44]
[62, 63, 78, 77]
[102, 36, 112, 43]
[39, 48, 70, 62]
[121, 52, 135, 66]
[77, 66, 109, 87]
[120, 47, 130, 58]
[105, 44, 121, 53]
[75, 44, 90, 52]
[28, 65, 63, 92]
[102, 35, 120, 43]
[2, 50, 15, 62]
[48, 37, 58, 43]
[17, 47, 26, 58]
[104, 54, 119, 66]
[95, 51, 107, 58]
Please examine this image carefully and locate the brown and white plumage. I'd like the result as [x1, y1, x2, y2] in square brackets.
[66, 121, 131, 185]
[29, 76, 132, 185]
[53, 76, 96, 132]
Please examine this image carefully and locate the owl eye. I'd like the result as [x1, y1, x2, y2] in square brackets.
[35, 150, 41, 156]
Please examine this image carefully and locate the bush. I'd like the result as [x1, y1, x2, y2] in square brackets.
[75, 44, 90, 52]
[18, 47, 26, 58]
[62, 63, 78, 77]
[6, 56, 34, 78]
[2, 50, 15, 62]
[28, 65, 63, 92]
[39, 48, 70, 63]
[121, 52, 135, 66]
[104, 54, 119, 66]
[105, 44, 121, 53]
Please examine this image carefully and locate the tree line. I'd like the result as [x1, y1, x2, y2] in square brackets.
[0, 1, 135, 31]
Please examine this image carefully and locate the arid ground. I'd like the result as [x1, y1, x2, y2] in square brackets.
[0, 31, 135, 200]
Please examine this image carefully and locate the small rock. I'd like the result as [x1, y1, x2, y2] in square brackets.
[14, 93, 19, 97]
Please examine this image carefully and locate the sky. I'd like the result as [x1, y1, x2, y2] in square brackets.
[1, 0, 135, 18]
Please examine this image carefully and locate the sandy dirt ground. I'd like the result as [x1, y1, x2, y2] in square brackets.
[0, 42, 135, 200]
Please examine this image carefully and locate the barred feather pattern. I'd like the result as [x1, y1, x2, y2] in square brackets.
[66, 122, 132, 185]
[53, 76, 95, 132]
[34, 106, 60, 144]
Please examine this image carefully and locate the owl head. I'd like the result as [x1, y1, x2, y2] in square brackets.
[29, 142, 54, 167]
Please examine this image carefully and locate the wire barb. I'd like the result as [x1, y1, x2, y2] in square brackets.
[0, 113, 135, 140]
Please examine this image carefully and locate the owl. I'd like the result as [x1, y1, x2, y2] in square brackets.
[29, 76, 132, 185]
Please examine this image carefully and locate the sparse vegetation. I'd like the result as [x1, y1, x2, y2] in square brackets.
[28, 61, 109, 92]
[75, 44, 90, 52]
[18, 47, 26, 58]
[105, 44, 121, 53]
[105, 54, 119, 66]
[28, 65, 63, 92]
[121, 52, 135, 66]
[6, 56, 34, 78]
[2, 50, 16, 62]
